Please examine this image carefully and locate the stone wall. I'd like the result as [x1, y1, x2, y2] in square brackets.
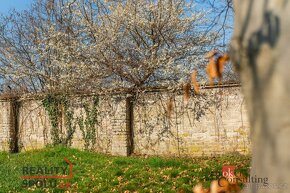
[0, 86, 251, 156]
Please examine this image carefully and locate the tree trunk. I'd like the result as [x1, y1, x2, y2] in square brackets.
[230, 1, 290, 193]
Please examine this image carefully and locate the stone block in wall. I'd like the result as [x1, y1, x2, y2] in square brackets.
[0, 100, 16, 152]
[111, 97, 131, 156]
[18, 100, 51, 151]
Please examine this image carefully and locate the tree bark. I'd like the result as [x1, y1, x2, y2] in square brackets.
[231, 1, 290, 193]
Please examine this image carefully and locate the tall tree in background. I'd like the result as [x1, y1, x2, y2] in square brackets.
[75, 0, 214, 91]
[231, 1, 290, 192]
[0, 0, 217, 94]
[0, 0, 83, 93]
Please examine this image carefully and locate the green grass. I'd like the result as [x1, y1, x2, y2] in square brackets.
[0, 146, 250, 193]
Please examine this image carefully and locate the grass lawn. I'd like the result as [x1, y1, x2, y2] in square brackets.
[0, 146, 250, 193]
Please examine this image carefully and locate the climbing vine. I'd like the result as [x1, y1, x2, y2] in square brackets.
[42, 95, 60, 145]
[77, 96, 99, 150]
[62, 96, 76, 146]
[42, 95, 76, 146]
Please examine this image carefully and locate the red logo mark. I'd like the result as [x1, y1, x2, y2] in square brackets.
[222, 165, 235, 178]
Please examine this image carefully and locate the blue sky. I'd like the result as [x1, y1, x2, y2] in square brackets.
[0, 0, 232, 48]
[0, 0, 34, 15]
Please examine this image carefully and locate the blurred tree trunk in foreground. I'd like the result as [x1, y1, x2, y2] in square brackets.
[231, 0, 290, 193]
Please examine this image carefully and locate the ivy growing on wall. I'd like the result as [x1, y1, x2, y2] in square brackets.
[77, 96, 99, 150]
[42, 95, 60, 145]
[62, 96, 76, 146]
[42, 95, 76, 146]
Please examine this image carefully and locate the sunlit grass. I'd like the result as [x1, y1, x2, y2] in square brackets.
[0, 146, 250, 193]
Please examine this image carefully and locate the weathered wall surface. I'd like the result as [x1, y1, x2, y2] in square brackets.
[18, 100, 52, 151]
[134, 87, 250, 156]
[0, 100, 12, 151]
[0, 86, 251, 156]
[16, 95, 128, 155]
